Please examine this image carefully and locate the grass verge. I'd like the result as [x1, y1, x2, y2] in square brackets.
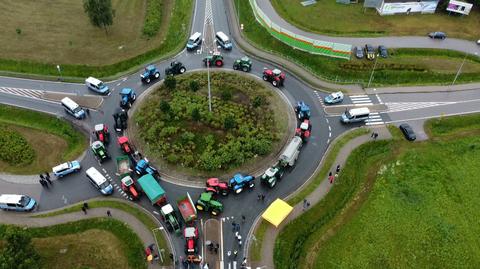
[0, 104, 87, 173]
[0, 218, 145, 269]
[0, 0, 192, 81]
[271, 0, 480, 40]
[250, 220, 268, 262]
[34, 199, 171, 266]
[235, 0, 480, 86]
[275, 113, 480, 269]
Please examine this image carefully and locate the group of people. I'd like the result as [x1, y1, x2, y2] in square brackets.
[328, 164, 341, 184]
[206, 241, 220, 254]
[38, 172, 52, 188]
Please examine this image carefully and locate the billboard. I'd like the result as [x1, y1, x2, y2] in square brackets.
[379, 1, 439, 15]
[446, 0, 473, 15]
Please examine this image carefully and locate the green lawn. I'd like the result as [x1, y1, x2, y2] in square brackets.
[271, 0, 480, 40]
[274, 114, 480, 269]
[236, 0, 480, 86]
[0, 104, 87, 174]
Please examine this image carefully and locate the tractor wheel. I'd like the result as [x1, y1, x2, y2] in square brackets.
[272, 80, 278, 87]
[249, 182, 255, 188]
[132, 95, 136, 101]
[154, 72, 160, 79]
[221, 190, 229, 196]
[215, 60, 223, 67]
[196, 204, 204, 211]
[270, 181, 276, 188]
[145, 78, 151, 84]
[262, 75, 268, 81]
[235, 188, 243, 194]
[233, 64, 239, 70]
[166, 222, 173, 232]
[180, 67, 186, 74]
[242, 66, 249, 72]
[211, 210, 219, 216]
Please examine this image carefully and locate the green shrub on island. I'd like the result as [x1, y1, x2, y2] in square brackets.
[0, 126, 35, 165]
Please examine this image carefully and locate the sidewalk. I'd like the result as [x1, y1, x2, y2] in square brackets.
[249, 126, 391, 268]
[0, 202, 173, 269]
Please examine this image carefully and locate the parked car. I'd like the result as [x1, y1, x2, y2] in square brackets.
[52, 161, 81, 177]
[0, 194, 37, 212]
[354, 46, 364, 59]
[378, 45, 388, 58]
[428, 32, 446, 40]
[399, 124, 416, 141]
[324, 91, 344, 104]
[364, 44, 376, 60]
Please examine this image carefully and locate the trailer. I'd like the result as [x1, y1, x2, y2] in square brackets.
[279, 136, 302, 167]
[177, 192, 197, 224]
[137, 174, 167, 206]
[116, 155, 131, 177]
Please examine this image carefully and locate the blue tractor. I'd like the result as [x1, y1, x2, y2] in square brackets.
[135, 158, 159, 177]
[228, 173, 255, 194]
[141, 65, 161, 84]
[119, 88, 136, 109]
[295, 101, 311, 121]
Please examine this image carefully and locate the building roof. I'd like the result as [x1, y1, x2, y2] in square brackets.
[383, 0, 438, 3]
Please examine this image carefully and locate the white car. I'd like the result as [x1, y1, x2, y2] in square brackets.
[324, 91, 344, 104]
[477, 39, 480, 45]
[52, 161, 81, 177]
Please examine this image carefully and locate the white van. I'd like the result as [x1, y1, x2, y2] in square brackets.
[215, 31, 232, 50]
[0, 194, 37, 212]
[61, 97, 86, 119]
[341, 107, 370, 123]
[279, 136, 303, 167]
[85, 167, 113, 195]
[85, 77, 109, 95]
[186, 32, 202, 51]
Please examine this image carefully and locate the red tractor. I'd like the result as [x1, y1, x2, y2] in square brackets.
[94, 124, 110, 144]
[184, 226, 199, 255]
[262, 68, 285, 87]
[295, 119, 312, 142]
[206, 178, 229, 196]
[118, 136, 133, 154]
[121, 176, 141, 200]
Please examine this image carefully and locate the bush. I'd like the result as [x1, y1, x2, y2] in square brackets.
[142, 0, 163, 37]
[224, 115, 236, 130]
[159, 100, 170, 113]
[164, 75, 176, 91]
[0, 127, 35, 165]
[221, 88, 233, 101]
[252, 95, 267, 108]
[189, 80, 200, 92]
[191, 108, 201, 121]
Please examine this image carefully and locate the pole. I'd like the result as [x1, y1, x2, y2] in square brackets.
[367, 56, 378, 88]
[207, 52, 212, 112]
[151, 228, 164, 263]
[56, 65, 62, 81]
[452, 53, 467, 86]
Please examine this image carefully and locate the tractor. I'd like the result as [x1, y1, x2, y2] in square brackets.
[206, 178, 229, 196]
[295, 119, 312, 142]
[233, 56, 252, 72]
[295, 101, 311, 121]
[121, 176, 141, 200]
[261, 163, 285, 188]
[119, 88, 136, 109]
[165, 61, 187, 76]
[262, 68, 285, 87]
[160, 204, 181, 235]
[228, 173, 255, 194]
[203, 52, 224, 67]
[91, 141, 109, 162]
[113, 109, 128, 133]
[140, 65, 161, 84]
[184, 226, 199, 254]
[196, 192, 224, 216]
[117, 136, 133, 155]
[135, 158, 159, 177]
[94, 124, 110, 145]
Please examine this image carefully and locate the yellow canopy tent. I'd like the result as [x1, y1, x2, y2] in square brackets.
[261, 198, 293, 228]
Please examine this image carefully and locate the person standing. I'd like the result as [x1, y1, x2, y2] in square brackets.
[374, 133, 379, 140]
[44, 173, 52, 185]
[107, 210, 112, 217]
[261, 194, 265, 201]
[83, 202, 89, 210]
[235, 223, 240, 232]
[336, 165, 341, 173]
[232, 222, 237, 232]
[81, 206, 87, 215]
[241, 215, 246, 223]
[39, 179, 47, 188]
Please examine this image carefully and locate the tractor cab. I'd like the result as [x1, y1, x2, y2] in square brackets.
[113, 109, 128, 132]
[165, 61, 187, 76]
[141, 65, 161, 84]
[206, 178, 229, 196]
[296, 119, 312, 141]
[233, 56, 252, 72]
[184, 227, 199, 254]
[118, 136, 132, 154]
[262, 68, 286, 87]
[121, 176, 140, 200]
[91, 140, 109, 162]
[295, 101, 311, 120]
[94, 124, 110, 144]
[119, 88, 136, 109]
[203, 52, 224, 67]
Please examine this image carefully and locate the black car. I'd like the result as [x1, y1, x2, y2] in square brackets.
[428, 32, 446, 40]
[364, 44, 376, 60]
[399, 124, 416, 141]
[354, 46, 364, 59]
[378, 45, 388, 58]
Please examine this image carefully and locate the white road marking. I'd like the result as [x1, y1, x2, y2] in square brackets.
[0, 87, 44, 99]
[385, 101, 456, 113]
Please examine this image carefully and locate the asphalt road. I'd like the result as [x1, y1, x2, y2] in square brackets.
[1, 1, 480, 268]
[255, 0, 480, 55]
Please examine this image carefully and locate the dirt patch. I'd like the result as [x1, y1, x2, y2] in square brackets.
[0, 125, 68, 174]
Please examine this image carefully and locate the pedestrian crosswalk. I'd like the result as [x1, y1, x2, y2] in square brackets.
[365, 112, 384, 126]
[385, 101, 456, 113]
[0, 86, 44, 99]
[349, 94, 373, 105]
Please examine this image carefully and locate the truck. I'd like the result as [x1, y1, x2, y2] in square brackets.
[261, 136, 302, 188]
[177, 193, 197, 224]
[160, 204, 181, 235]
[137, 174, 167, 206]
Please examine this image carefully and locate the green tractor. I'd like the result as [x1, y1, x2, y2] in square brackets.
[91, 141, 109, 163]
[261, 162, 285, 188]
[233, 56, 252, 72]
[195, 192, 223, 216]
[203, 52, 224, 67]
[160, 204, 181, 235]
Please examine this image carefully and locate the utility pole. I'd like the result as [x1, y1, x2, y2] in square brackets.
[56, 65, 62, 81]
[452, 52, 477, 86]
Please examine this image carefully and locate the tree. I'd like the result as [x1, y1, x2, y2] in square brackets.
[83, 0, 115, 34]
[0, 227, 40, 269]
[164, 75, 177, 91]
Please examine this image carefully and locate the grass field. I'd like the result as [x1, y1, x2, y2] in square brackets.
[271, 0, 480, 40]
[235, 0, 480, 86]
[0, 0, 169, 65]
[274, 114, 480, 269]
[0, 105, 87, 174]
